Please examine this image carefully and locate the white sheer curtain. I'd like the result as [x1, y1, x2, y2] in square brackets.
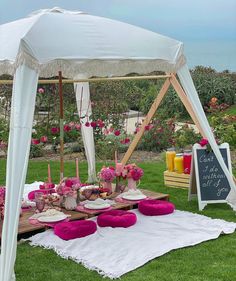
[74, 75, 97, 182]
[177, 64, 236, 208]
[0, 64, 38, 281]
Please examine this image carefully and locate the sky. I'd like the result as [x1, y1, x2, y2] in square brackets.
[1, 0, 236, 71]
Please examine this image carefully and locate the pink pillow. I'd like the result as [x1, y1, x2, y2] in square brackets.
[138, 200, 175, 216]
[97, 210, 137, 228]
[28, 189, 56, 200]
[54, 220, 97, 240]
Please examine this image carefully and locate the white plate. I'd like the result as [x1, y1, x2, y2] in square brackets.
[122, 194, 147, 200]
[38, 214, 67, 223]
[84, 203, 111, 210]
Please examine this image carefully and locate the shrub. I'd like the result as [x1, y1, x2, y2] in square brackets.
[210, 115, 236, 149]
[138, 118, 176, 152]
[29, 144, 44, 158]
[0, 118, 8, 142]
[174, 124, 201, 149]
[95, 133, 132, 160]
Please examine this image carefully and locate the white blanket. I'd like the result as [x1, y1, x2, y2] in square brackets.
[28, 209, 236, 279]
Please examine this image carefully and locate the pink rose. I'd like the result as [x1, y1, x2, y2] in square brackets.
[199, 138, 208, 147]
[31, 139, 40, 145]
[145, 125, 150, 131]
[63, 124, 71, 132]
[38, 88, 45, 94]
[114, 130, 120, 136]
[90, 121, 97, 128]
[85, 122, 90, 127]
[97, 120, 105, 128]
[75, 123, 81, 131]
[40, 136, 48, 143]
[65, 179, 73, 187]
[51, 127, 60, 134]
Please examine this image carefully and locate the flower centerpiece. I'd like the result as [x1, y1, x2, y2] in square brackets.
[0, 186, 5, 220]
[122, 164, 144, 190]
[98, 166, 116, 195]
[56, 178, 80, 210]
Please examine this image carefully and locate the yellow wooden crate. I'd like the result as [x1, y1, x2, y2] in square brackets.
[164, 170, 190, 188]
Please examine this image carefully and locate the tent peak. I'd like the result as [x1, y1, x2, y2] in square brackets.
[29, 7, 87, 17]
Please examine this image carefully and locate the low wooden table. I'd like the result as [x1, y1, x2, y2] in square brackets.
[0, 209, 88, 239]
[0, 189, 169, 238]
[83, 189, 169, 217]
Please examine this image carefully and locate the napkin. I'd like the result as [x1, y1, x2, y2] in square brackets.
[29, 209, 69, 220]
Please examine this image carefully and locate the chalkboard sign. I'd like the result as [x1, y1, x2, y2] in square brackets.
[189, 143, 232, 210]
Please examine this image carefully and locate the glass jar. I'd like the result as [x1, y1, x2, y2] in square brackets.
[166, 148, 176, 172]
[183, 150, 192, 174]
[174, 153, 184, 174]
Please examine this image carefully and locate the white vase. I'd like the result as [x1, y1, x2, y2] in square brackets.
[64, 196, 77, 210]
[127, 178, 137, 190]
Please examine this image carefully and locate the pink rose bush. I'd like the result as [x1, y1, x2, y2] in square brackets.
[0, 187, 6, 220]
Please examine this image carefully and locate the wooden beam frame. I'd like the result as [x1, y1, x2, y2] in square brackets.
[121, 73, 207, 165]
[58, 71, 64, 180]
[121, 78, 171, 165]
[0, 74, 171, 85]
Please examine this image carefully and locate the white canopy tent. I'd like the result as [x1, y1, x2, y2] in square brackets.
[0, 7, 235, 281]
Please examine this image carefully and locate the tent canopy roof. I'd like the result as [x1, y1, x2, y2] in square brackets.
[0, 7, 186, 78]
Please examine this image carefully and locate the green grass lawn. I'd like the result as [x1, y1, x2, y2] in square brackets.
[0, 159, 236, 281]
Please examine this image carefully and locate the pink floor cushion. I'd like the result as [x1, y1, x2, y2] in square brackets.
[97, 210, 137, 228]
[138, 200, 175, 216]
[54, 220, 97, 240]
[28, 189, 55, 201]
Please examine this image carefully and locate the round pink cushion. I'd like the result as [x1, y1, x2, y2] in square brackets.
[138, 200, 175, 216]
[54, 220, 97, 240]
[97, 210, 137, 228]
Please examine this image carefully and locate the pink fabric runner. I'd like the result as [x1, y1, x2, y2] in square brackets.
[75, 205, 113, 215]
[29, 218, 69, 228]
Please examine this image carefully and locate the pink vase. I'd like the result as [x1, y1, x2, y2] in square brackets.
[127, 178, 137, 190]
[103, 181, 113, 195]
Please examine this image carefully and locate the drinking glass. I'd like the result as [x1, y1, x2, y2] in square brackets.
[35, 192, 45, 212]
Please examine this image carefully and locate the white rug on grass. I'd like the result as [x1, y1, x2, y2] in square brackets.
[28, 209, 236, 279]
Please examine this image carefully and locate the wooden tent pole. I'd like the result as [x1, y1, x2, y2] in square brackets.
[169, 74, 206, 137]
[0, 74, 171, 85]
[121, 78, 171, 165]
[59, 71, 64, 180]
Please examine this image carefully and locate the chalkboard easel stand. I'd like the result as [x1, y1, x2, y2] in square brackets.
[189, 143, 232, 211]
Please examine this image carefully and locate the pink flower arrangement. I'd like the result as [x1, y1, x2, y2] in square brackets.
[56, 178, 80, 198]
[99, 166, 116, 182]
[122, 164, 144, 181]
